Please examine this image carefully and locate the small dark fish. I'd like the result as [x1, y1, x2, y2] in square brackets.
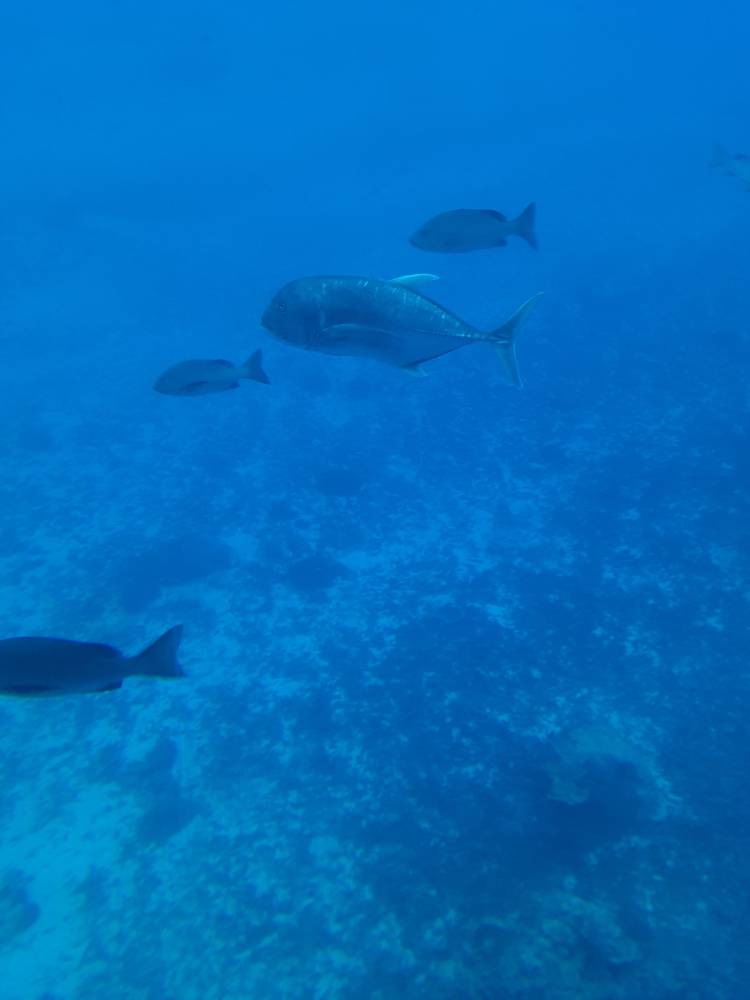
[0, 626, 184, 696]
[261, 273, 542, 386]
[154, 350, 269, 396]
[710, 144, 750, 190]
[410, 202, 537, 253]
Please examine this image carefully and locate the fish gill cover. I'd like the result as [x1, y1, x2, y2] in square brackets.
[0, 0, 748, 996]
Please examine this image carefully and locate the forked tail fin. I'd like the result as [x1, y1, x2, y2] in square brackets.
[489, 292, 544, 388]
[514, 201, 538, 249]
[242, 349, 270, 384]
[131, 625, 185, 678]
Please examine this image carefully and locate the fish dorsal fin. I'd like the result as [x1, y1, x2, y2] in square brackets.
[482, 209, 507, 221]
[389, 273, 440, 288]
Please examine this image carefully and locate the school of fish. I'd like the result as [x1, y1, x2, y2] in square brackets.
[3, 141, 744, 693]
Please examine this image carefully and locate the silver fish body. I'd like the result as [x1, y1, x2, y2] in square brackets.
[262, 273, 542, 386]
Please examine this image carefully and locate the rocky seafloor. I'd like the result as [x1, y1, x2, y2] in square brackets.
[0, 259, 748, 999]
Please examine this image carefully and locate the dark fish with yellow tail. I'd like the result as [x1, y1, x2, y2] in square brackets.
[0, 626, 185, 696]
[154, 350, 269, 396]
[410, 202, 538, 253]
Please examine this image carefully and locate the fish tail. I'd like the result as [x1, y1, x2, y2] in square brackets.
[514, 201, 538, 249]
[131, 625, 185, 678]
[242, 349, 270, 384]
[709, 143, 728, 168]
[489, 292, 544, 388]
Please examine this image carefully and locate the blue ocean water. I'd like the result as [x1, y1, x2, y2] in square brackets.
[1, 1, 749, 996]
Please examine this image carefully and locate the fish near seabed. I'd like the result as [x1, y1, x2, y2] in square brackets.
[410, 202, 538, 253]
[0, 625, 185, 696]
[154, 349, 270, 396]
[261, 272, 543, 387]
[710, 144, 750, 190]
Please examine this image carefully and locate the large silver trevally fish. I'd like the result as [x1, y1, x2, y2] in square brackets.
[710, 145, 750, 189]
[261, 273, 543, 387]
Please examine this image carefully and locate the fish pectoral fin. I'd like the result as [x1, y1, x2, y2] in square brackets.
[400, 362, 428, 377]
[322, 323, 393, 343]
[319, 324, 420, 365]
[389, 273, 440, 288]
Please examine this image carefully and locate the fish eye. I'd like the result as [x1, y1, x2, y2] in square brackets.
[277, 301, 287, 311]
